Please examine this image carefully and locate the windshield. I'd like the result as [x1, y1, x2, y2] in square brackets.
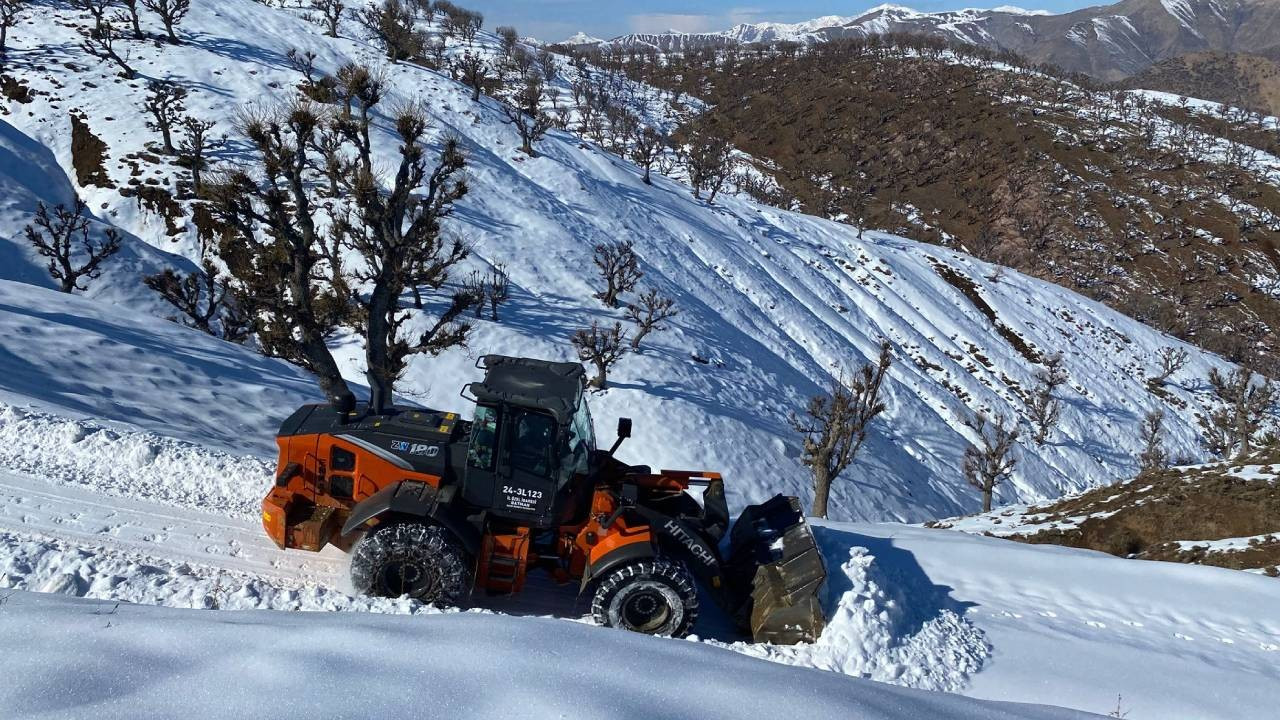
[562, 398, 595, 478]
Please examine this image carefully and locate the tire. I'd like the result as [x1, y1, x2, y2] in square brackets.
[590, 559, 699, 638]
[350, 523, 471, 607]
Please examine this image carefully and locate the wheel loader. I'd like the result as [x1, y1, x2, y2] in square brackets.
[261, 355, 826, 643]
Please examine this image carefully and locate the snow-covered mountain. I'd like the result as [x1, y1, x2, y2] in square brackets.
[0, 0, 1265, 526]
[566, 0, 1280, 80]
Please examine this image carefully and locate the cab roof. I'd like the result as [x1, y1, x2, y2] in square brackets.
[466, 355, 587, 424]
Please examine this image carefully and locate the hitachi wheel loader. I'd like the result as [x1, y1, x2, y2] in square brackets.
[262, 355, 826, 643]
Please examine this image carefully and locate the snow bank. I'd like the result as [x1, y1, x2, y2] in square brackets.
[0, 590, 1095, 720]
[0, 404, 273, 518]
[719, 531, 988, 692]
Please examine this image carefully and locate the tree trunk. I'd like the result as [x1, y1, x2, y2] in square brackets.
[364, 275, 397, 414]
[164, 21, 178, 44]
[811, 467, 830, 519]
[981, 484, 993, 513]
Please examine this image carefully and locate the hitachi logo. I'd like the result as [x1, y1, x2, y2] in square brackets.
[664, 520, 716, 565]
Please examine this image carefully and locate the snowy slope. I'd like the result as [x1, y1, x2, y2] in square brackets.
[0, 0, 1262, 524]
[0, 590, 1099, 720]
[0, 120, 192, 313]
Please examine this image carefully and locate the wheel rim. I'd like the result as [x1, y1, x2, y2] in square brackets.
[612, 581, 682, 634]
[381, 557, 439, 599]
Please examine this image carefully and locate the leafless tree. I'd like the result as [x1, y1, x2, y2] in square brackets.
[964, 411, 1019, 513]
[626, 288, 676, 350]
[78, 18, 135, 78]
[499, 76, 554, 156]
[144, 259, 252, 342]
[311, 0, 344, 37]
[1137, 409, 1168, 474]
[572, 320, 627, 390]
[144, 80, 187, 155]
[1027, 352, 1067, 444]
[629, 126, 666, 185]
[72, 0, 110, 35]
[495, 24, 517, 57]
[463, 263, 510, 321]
[177, 116, 217, 193]
[684, 131, 733, 204]
[790, 342, 892, 518]
[140, 0, 189, 44]
[1149, 346, 1189, 387]
[592, 240, 641, 308]
[438, 1, 480, 44]
[0, 0, 24, 63]
[1205, 367, 1276, 459]
[454, 51, 491, 101]
[206, 100, 355, 404]
[23, 199, 122, 293]
[536, 48, 558, 82]
[358, 0, 424, 62]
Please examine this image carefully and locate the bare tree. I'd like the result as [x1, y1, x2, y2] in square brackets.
[630, 126, 666, 185]
[499, 76, 554, 156]
[592, 239, 641, 308]
[1149, 346, 1189, 387]
[964, 412, 1019, 513]
[144, 80, 187, 155]
[334, 94, 475, 412]
[0, 0, 24, 64]
[72, 0, 110, 34]
[572, 320, 627, 390]
[358, 0, 423, 62]
[463, 263, 510, 321]
[140, 0, 189, 44]
[684, 131, 733, 204]
[118, 0, 145, 39]
[144, 259, 251, 342]
[1138, 409, 1168, 474]
[177, 116, 217, 192]
[312, 0, 345, 37]
[206, 101, 356, 404]
[78, 18, 136, 78]
[23, 199, 122, 293]
[1205, 367, 1276, 459]
[454, 51, 491, 101]
[626, 288, 676, 350]
[790, 342, 892, 518]
[536, 48, 558, 82]
[495, 24, 517, 57]
[1027, 352, 1067, 445]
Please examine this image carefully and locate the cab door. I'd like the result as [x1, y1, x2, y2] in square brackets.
[493, 409, 558, 526]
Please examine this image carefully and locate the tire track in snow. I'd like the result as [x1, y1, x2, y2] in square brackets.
[0, 469, 348, 584]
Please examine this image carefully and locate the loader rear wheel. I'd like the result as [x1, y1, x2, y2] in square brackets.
[591, 559, 698, 638]
[350, 523, 471, 607]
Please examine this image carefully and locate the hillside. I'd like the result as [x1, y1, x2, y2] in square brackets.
[1121, 50, 1280, 116]
[602, 38, 1280, 374]
[1, 0, 1269, 525]
[566, 0, 1280, 82]
[933, 450, 1280, 576]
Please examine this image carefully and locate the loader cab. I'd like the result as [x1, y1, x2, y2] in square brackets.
[461, 356, 598, 528]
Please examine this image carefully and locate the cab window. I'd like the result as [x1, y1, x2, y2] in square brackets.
[468, 405, 498, 470]
[510, 411, 555, 477]
[562, 399, 595, 477]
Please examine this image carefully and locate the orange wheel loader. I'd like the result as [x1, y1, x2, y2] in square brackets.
[261, 355, 826, 642]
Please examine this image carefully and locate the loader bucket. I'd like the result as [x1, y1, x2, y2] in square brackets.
[725, 495, 827, 645]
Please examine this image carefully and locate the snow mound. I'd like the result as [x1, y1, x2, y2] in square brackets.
[0, 403, 273, 519]
[721, 530, 988, 692]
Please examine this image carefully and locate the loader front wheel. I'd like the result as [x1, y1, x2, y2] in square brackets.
[591, 559, 698, 638]
[350, 523, 471, 607]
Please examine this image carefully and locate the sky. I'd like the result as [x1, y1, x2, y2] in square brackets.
[457, 1, 1104, 43]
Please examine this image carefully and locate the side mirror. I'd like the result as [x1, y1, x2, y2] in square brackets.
[609, 417, 632, 455]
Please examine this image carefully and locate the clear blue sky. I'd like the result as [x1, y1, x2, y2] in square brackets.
[459, 1, 1103, 44]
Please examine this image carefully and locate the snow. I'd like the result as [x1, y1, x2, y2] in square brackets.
[0, 590, 1095, 720]
[557, 31, 605, 46]
[0, 0, 1264, 526]
[1172, 533, 1278, 551]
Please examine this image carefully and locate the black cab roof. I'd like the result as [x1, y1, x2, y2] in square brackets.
[466, 355, 587, 424]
